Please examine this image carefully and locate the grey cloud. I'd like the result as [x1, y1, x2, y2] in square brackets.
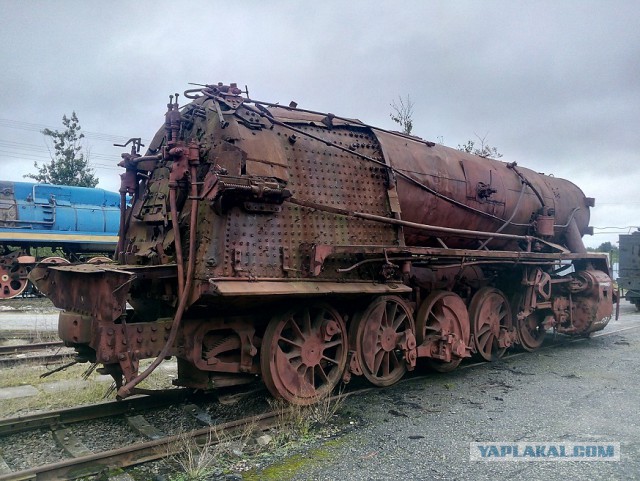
[1, 0, 638, 248]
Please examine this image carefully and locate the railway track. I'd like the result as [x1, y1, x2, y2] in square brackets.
[0, 389, 196, 437]
[0, 319, 637, 480]
[0, 341, 63, 355]
[0, 407, 284, 480]
[0, 330, 58, 342]
[0, 341, 71, 367]
[0, 382, 277, 480]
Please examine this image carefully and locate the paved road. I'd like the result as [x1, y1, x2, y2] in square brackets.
[282, 302, 640, 481]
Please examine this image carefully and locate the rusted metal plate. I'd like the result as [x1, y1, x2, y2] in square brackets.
[29, 264, 134, 323]
[221, 121, 398, 279]
[59, 311, 92, 344]
[207, 280, 411, 296]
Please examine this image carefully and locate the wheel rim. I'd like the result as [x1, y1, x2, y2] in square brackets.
[0, 264, 29, 299]
[469, 287, 512, 361]
[350, 296, 415, 387]
[260, 303, 347, 404]
[416, 290, 470, 372]
[87, 256, 112, 264]
[41, 256, 70, 265]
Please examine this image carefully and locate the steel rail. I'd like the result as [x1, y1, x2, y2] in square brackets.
[0, 389, 192, 436]
[0, 351, 73, 368]
[0, 330, 57, 342]
[0, 341, 64, 355]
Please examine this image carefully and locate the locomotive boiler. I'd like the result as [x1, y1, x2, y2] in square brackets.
[31, 83, 613, 404]
[0, 181, 120, 298]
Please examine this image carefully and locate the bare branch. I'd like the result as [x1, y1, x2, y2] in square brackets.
[389, 95, 414, 135]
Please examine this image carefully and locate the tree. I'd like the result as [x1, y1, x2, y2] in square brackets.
[595, 241, 614, 253]
[25, 112, 98, 187]
[389, 95, 414, 135]
[458, 133, 503, 159]
[588, 241, 619, 265]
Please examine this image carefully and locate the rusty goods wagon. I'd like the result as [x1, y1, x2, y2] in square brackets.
[31, 83, 614, 404]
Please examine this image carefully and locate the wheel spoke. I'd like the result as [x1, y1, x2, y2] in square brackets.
[279, 336, 303, 348]
[392, 312, 407, 330]
[478, 333, 494, 353]
[316, 364, 329, 383]
[285, 351, 302, 361]
[321, 354, 339, 365]
[385, 302, 398, 328]
[288, 318, 305, 340]
[321, 339, 343, 350]
[312, 310, 326, 331]
[477, 324, 492, 337]
[382, 351, 390, 377]
[300, 365, 313, 389]
[391, 350, 400, 368]
[302, 308, 312, 335]
[371, 348, 383, 374]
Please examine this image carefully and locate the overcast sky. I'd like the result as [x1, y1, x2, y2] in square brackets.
[1, 0, 638, 248]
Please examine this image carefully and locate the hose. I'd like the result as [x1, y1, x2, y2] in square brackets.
[169, 186, 185, 298]
[117, 166, 199, 399]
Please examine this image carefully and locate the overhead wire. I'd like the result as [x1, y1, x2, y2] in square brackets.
[0, 118, 144, 174]
[0, 118, 150, 144]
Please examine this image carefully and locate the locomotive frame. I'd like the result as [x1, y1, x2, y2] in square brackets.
[31, 83, 613, 404]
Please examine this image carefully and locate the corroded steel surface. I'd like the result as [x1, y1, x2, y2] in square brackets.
[28, 82, 615, 404]
[373, 130, 592, 250]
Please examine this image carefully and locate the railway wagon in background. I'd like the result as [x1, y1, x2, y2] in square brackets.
[32, 83, 614, 405]
[0, 180, 120, 298]
[618, 230, 640, 310]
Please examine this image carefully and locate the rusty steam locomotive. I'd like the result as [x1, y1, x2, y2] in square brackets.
[31, 83, 613, 404]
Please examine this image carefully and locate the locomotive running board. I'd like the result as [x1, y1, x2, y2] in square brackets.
[207, 279, 412, 297]
[29, 264, 176, 323]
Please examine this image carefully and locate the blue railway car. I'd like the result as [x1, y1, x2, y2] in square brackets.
[0, 180, 120, 298]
